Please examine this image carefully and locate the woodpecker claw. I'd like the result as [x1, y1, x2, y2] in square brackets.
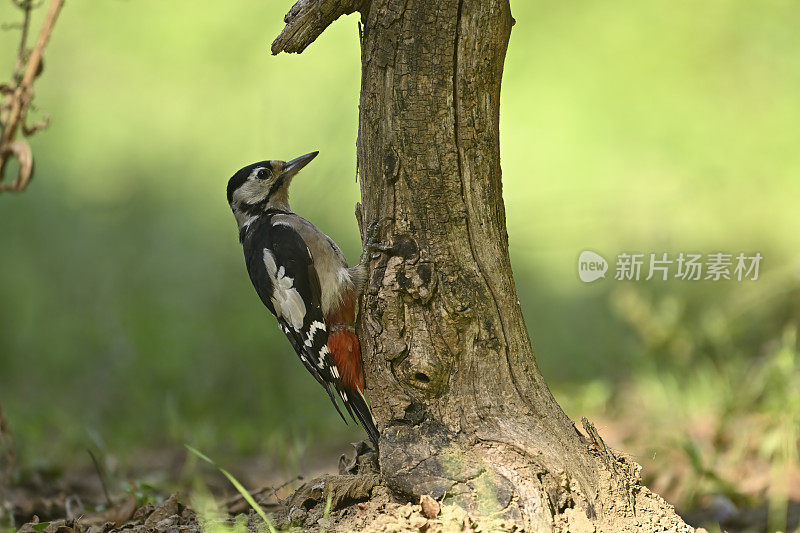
[362, 217, 394, 263]
[368, 243, 393, 254]
[365, 216, 393, 242]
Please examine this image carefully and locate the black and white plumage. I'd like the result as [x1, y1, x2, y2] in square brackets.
[227, 152, 390, 446]
[243, 212, 347, 422]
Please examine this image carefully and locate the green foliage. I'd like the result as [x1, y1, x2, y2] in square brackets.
[128, 480, 161, 508]
[318, 493, 333, 533]
[569, 283, 800, 521]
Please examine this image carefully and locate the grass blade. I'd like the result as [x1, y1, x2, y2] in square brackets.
[185, 445, 278, 533]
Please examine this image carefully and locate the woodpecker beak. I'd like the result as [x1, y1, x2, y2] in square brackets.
[281, 151, 319, 178]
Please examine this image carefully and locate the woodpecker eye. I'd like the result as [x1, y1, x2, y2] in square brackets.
[256, 168, 271, 180]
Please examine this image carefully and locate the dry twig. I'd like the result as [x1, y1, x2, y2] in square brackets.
[0, 0, 65, 193]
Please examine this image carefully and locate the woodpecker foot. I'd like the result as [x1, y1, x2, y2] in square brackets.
[362, 217, 393, 261]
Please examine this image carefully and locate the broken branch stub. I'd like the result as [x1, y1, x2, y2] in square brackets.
[271, 0, 363, 55]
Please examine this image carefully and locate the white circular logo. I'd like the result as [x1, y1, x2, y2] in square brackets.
[578, 251, 608, 282]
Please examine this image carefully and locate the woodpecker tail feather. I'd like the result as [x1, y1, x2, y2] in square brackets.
[327, 327, 379, 447]
[324, 383, 349, 425]
[347, 387, 379, 447]
[281, 321, 349, 424]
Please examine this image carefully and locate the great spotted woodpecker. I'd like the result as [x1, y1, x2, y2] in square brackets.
[226, 151, 390, 446]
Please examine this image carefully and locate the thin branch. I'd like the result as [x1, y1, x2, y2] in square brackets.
[271, 0, 364, 55]
[0, 0, 65, 193]
[22, 115, 49, 136]
[13, 0, 34, 82]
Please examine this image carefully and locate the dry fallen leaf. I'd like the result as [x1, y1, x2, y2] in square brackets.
[420, 494, 440, 519]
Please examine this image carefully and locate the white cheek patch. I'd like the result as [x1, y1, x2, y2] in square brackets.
[263, 249, 306, 330]
[233, 178, 270, 205]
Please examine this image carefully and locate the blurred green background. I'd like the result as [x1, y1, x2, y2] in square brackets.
[1, 0, 799, 518]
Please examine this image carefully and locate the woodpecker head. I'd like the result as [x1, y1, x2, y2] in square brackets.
[227, 151, 319, 227]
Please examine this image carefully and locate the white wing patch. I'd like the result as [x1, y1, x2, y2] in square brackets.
[304, 320, 326, 347]
[263, 249, 306, 330]
[317, 345, 330, 369]
[310, 320, 325, 336]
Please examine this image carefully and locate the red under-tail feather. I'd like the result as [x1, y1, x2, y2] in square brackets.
[327, 330, 366, 392]
[326, 293, 379, 445]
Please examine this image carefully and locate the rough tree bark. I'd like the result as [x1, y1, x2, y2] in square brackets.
[273, 1, 692, 530]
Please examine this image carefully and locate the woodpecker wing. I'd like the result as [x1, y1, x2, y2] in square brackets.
[244, 219, 350, 422]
